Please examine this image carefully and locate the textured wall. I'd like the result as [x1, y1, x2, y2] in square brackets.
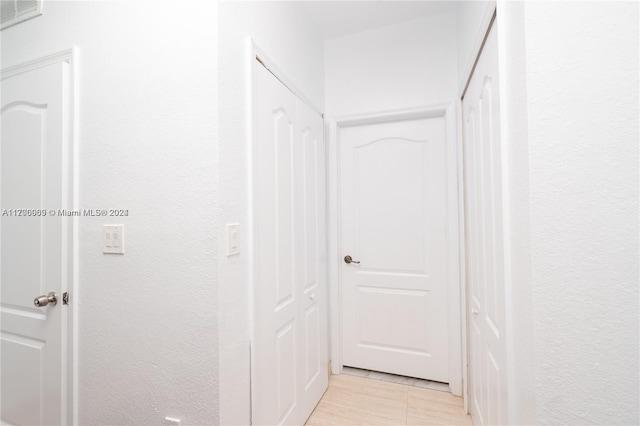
[217, 2, 325, 424]
[524, 2, 639, 424]
[1, 2, 219, 424]
[324, 12, 458, 117]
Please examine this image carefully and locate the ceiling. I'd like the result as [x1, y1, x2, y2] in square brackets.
[303, 1, 458, 39]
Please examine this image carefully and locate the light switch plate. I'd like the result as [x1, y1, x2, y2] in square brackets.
[226, 223, 240, 256]
[103, 225, 125, 254]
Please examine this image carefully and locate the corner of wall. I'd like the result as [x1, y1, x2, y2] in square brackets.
[495, 1, 537, 424]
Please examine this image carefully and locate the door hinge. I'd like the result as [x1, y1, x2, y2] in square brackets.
[63, 292, 69, 305]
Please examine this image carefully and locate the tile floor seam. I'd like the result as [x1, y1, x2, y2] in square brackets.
[405, 382, 410, 426]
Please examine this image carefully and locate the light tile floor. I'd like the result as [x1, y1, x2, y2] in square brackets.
[305, 372, 472, 426]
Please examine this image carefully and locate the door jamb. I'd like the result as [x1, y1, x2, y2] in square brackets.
[1, 47, 78, 425]
[326, 104, 463, 395]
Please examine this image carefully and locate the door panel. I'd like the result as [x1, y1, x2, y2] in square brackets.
[462, 20, 507, 426]
[255, 64, 298, 425]
[340, 116, 450, 382]
[254, 62, 328, 425]
[276, 322, 296, 421]
[1, 61, 70, 426]
[303, 304, 320, 387]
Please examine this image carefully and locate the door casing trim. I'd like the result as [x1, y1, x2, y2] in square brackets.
[326, 104, 463, 396]
[1, 47, 78, 426]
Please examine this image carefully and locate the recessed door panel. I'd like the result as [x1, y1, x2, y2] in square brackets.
[0, 335, 44, 426]
[356, 140, 427, 273]
[276, 321, 296, 423]
[304, 303, 320, 388]
[275, 111, 295, 310]
[358, 287, 429, 353]
[1, 106, 44, 307]
[303, 130, 318, 293]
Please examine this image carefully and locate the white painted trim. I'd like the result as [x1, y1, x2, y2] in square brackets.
[335, 105, 450, 128]
[326, 117, 342, 375]
[458, 1, 498, 99]
[252, 41, 322, 118]
[1, 48, 73, 80]
[495, 4, 519, 422]
[327, 105, 463, 393]
[456, 98, 470, 413]
[68, 46, 79, 426]
[248, 37, 258, 426]
[445, 103, 463, 397]
[1, 47, 78, 426]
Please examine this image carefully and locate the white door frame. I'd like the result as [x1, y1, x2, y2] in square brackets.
[327, 104, 463, 396]
[1, 47, 78, 425]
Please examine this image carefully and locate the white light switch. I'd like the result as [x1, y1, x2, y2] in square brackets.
[103, 225, 125, 254]
[226, 223, 240, 256]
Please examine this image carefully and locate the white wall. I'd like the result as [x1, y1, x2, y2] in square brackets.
[526, 2, 639, 424]
[217, 2, 325, 424]
[1, 2, 218, 424]
[324, 12, 458, 117]
[499, 1, 639, 424]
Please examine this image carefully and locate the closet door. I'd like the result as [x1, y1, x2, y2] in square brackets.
[293, 96, 328, 424]
[253, 62, 328, 425]
[462, 19, 507, 426]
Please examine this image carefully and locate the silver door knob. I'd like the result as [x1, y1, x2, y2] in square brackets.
[34, 292, 57, 307]
[472, 308, 478, 317]
[344, 255, 360, 264]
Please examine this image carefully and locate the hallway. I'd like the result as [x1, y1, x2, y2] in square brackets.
[305, 373, 471, 425]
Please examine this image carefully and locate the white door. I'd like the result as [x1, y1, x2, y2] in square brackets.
[339, 116, 450, 382]
[462, 20, 507, 426]
[253, 62, 328, 425]
[1, 58, 73, 425]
